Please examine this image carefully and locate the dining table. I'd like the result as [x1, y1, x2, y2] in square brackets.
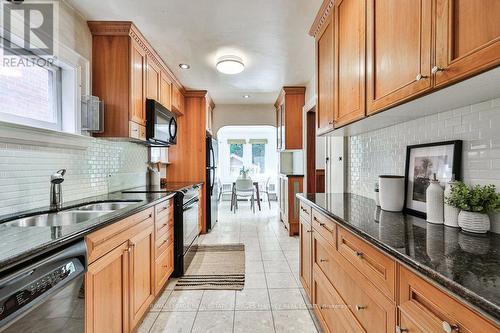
[231, 181, 261, 211]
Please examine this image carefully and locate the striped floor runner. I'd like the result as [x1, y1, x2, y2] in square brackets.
[175, 244, 245, 290]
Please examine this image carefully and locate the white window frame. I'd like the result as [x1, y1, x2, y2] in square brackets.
[0, 38, 63, 131]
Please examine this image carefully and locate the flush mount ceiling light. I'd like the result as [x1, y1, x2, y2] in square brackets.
[179, 63, 190, 69]
[216, 55, 245, 74]
[243, 94, 250, 99]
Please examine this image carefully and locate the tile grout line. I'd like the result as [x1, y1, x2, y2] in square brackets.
[189, 290, 205, 333]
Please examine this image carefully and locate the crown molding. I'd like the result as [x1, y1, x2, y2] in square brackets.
[275, 86, 306, 107]
[309, 0, 334, 38]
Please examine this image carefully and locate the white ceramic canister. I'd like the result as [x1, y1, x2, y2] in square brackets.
[426, 175, 444, 224]
[444, 180, 460, 227]
[378, 175, 405, 212]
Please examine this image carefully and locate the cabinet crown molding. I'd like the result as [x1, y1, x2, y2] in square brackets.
[309, 0, 334, 38]
[275, 86, 306, 107]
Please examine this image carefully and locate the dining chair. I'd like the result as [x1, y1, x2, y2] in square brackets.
[234, 178, 256, 213]
[218, 179, 232, 202]
[258, 177, 273, 209]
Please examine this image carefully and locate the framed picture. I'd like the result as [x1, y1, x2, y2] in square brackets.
[404, 140, 462, 218]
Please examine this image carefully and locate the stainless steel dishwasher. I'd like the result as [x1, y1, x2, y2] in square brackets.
[0, 241, 86, 332]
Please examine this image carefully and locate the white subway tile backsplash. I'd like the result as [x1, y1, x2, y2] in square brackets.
[0, 138, 148, 216]
[347, 98, 500, 233]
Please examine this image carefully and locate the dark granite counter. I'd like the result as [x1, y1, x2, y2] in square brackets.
[297, 193, 500, 321]
[0, 182, 202, 273]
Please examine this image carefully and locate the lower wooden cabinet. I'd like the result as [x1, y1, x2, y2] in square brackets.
[299, 216, 312, 299]
[297, 197, 499, 333]
[128, 225, 155, 328]
[85, 198, 175, 333]
[279, 175, 304, 235]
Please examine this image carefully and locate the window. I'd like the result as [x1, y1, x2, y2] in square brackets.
[0, 42, 62, 131]
[229, 142, 244, 176]
[252, 143, 266, 173]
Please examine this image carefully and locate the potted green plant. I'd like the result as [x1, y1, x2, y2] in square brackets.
[239, 166, 250, 179]
[445, 182, 500, 233]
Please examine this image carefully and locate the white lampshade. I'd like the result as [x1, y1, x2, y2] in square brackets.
[216, 55, 245, 74]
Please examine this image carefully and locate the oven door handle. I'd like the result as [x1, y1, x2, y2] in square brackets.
[183, 198, 199, 211]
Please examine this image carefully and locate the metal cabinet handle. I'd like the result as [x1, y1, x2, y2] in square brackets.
[328, 121, 334, 125]
[355, 305, 366, 311]
[416, 73, 428, 81]
[320, 258, 328, 263]
[355, 251, 363, 257]
[432, 66, 445, 74]
[442, 321, 459, 333]
[396, 326, 408, 333]
[306, 230, 313, 233]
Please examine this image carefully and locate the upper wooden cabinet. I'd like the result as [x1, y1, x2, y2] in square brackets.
[171, 84, 185, 115]
[88, 21, 183, 139]
[315, 9, 335, 135]
[274, 87, 306, 151]
[366, 0, 432, 115]
[206, 95, 215, 134]
[310, 0, 500, 130]
[334, 0, 366, 126]
[434, 0, 500, 87]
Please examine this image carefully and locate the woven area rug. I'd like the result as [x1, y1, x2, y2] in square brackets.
[175, 244, 245, 290]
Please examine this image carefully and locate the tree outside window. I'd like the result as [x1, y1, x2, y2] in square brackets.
[252, 143, 265, 174]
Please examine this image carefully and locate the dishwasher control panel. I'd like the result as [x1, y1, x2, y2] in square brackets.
[0, 261, 76, 322]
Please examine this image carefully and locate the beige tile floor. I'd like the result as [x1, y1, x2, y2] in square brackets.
[137, 200, 322, 333]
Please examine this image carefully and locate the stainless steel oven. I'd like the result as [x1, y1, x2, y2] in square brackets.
[146, 99, 177, 146]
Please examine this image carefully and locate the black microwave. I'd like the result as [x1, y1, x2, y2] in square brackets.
[146, 99, 177, 146]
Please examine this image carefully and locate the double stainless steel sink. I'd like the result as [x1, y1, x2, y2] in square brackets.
[2, 200, 142, 227]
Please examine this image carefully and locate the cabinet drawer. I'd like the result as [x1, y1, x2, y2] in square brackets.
[399, 266, 500, 333]
[86, 208, 154, 264]
[312, 209, 336, 247]
[313, 265, 362, 333]
[155, 199, 172, 216]
[312, 231, 337, 289]
[155, 243, 174, 295]
[155, 231, 173, 259]
[155, 204, 174, 239]
[299, 201, 312, 222]
[337, 226, 396, 300]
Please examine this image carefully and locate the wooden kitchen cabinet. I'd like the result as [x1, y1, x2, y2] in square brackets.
[146, 56, 161, 101]
[366, 0, 432, 115]
[206, 95, 215, 134]
[85, 242, 130, 333]
[334, 0, 366, 127]
[274, 87, 305, 151]
[85, 201, 175, 333]
[434, 0, 500, 87]
[279, 175, 304, 236]
[89, 21, 183, 140]
[128, 225, 155, 328]
[315, 9, 335, 135]
[171, 84, 185, 115]
[299, 215, 312, 300]
[160, 71, 172, 110]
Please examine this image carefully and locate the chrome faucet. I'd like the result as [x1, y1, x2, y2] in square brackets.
[50, 169, 66, 211]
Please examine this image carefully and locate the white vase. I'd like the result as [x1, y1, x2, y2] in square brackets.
[426, 179, 444, 224]
[458, 211, 490, 233]
[378, 176, 405, 212]
[444, 180, 460, 228]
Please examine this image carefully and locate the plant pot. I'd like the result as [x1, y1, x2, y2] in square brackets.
[458, 211, 490, 234]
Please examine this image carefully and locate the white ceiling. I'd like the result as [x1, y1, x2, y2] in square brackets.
[66, 0, 322, 105]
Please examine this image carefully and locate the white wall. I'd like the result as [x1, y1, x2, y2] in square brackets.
[342, 97, 500, 233]
[212, 104, 276, 137]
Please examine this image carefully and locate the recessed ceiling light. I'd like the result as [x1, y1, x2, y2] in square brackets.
[243, 94, 250, 99]
[179, 63, 190, 69]
[216, 55, 245, 74]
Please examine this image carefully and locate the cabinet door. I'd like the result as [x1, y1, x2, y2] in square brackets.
[160, 71, 172, 109]
[299, 218, 312, 299]
[280, 104, 285, 150]
[85, 242, 129, 333]
[316, 11, 335, 134]
[171, 85, 184, 115]
[146, 57, 160, 101]
[434, 0, 500, 87]
[334, 0, 366, 127]
[276, 107, 281, 150]
[129, 225, 155, 329]
[366, 0, 432, 114]
[130, 42, 146, 125]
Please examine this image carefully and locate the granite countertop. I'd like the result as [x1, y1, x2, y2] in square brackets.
[297, 193, 500, 321]
[0, 182, 201, 273]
